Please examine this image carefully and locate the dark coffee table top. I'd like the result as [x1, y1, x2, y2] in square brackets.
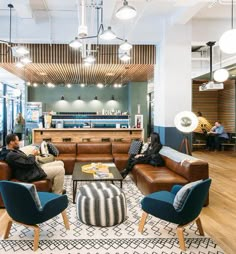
[72, 162, 123, 181]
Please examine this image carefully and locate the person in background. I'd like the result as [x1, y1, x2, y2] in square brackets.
[120, 132, 164, 179]
[193, 111, 212, 144]
[14, 112, 25, 141]
[206, 121, 229, 151]
[0, 133, 66, 194]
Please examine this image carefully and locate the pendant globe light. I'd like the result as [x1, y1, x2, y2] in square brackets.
[115, 0, 137, 20]
[219, 0, 236, 54]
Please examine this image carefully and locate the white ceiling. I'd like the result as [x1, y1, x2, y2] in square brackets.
[0, 0, 233, 45]
[0, 0, 235, 82]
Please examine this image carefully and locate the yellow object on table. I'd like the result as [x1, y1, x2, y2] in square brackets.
[81, 163, 109, 174]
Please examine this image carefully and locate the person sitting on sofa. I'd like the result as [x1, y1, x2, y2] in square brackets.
[206, 121, 229, 151]
[120, 132, 164, 179]
[0, 133, 65, 194]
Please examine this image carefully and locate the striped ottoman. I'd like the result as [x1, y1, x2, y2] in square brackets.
[76, 182, 127, 226]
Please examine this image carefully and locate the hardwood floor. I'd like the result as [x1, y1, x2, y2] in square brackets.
[192, 150, 236, 254]
[0, 151, 235, 253]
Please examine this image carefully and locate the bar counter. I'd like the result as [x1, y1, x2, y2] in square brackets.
[32, 128, 143, 143]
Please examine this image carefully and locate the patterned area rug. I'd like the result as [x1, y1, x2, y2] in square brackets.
[0, 176, 224, 254]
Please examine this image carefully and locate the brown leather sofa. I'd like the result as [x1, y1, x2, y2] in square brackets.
[0, 161, 52, 207]
[0, 142, 209, 207]
[130, 146, 209, 205]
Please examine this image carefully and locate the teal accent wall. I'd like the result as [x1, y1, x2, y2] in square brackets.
[28, 82, 148, 138]
[28, 85, 129, 113]
[128, 82, 148, 140]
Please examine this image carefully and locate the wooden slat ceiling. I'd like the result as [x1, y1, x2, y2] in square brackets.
[0, 44, 155, 85]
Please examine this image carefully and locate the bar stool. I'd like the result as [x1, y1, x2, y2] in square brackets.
[82, 138, 90, 142]
[43, 138, 51, 142]
[62, 138, 71, 142]
[101, 138, 110, 142]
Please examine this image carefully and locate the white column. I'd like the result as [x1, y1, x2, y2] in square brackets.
[154, 20, 192, 148]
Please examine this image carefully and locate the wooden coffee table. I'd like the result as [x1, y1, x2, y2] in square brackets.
[72, 162, 123, 203]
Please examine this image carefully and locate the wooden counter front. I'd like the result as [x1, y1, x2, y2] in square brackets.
[32, 128, 144, 143]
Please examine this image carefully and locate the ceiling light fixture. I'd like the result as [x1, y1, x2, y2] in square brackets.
[213, 50, 229, 82]
[219, 0, 236, 54]
[66, 83, 72, 88]
[69, 37, 82, 49]
[119, 40, 132, 51]
[69, 1, 134, 65]
[100, 26, 116, 40]
[0, 4, 31, 60]
[115, 0, 137, 20]
[119, 52, 131, 62]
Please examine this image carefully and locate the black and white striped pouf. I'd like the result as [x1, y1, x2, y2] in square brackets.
[76, 182, 127, 227]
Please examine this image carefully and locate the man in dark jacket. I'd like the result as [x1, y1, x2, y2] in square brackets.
[0, 134, 65, 194]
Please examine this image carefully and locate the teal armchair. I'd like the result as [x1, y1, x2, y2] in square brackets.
[0, 181, 70, 251]
[138, 179, 211, 251]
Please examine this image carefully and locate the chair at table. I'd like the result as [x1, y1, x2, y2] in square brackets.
[138, 179, 211, 251]
[0, 181, 70, 251]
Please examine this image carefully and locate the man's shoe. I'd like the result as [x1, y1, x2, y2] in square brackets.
[62, 189, 66, 194]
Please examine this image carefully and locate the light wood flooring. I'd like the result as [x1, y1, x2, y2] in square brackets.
[0, 151, 235, 253]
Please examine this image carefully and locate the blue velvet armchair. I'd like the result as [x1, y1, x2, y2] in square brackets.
[0, 181, 70, 251]
[138, 179, 211, 251]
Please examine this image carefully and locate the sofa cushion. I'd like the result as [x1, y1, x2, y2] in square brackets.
[55, 143, 77, 154]
[112, 142, 130, 154]
[131, 164, 188, 195]
[173, 180, 203, 210]
[77, 142, 112, 155]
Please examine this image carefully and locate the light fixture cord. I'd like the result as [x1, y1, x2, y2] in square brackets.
[9, 5, 12, 44]
[220, 49, 222, 68]
[232, 0, 234, 29]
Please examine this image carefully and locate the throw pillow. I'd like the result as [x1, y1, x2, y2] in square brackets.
[17, 182, 42, 210]
[40, 141, 49, 156]
[173, 179, 203, 210]
[47, 142, 59, 156]
[128, 140, 143, 155]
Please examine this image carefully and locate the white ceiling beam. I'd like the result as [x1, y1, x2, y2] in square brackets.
[171, 2, 208, 25]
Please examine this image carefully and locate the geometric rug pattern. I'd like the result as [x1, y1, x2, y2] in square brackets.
[0, 176, 224, 254]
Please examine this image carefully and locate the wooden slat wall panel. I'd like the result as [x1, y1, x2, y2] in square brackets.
[192, 80, 236, 133]
[192, 82, 218, 125]
[0, 44, 156, 65]
[0, 44, 155, 84]
[218, 80, 235, 132]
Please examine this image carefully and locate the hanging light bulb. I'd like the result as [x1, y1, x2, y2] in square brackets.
[84, 54, 96, 64]
[100, 26, 116, 40]
[119, 40, 132, 51]
[119, 52, 131, 61]
[20, 56, 32, 64]
[69, 37, 82, 49]
[115, 0, 137, 20]
[219, 0, 236, 54]
[214, 68, 229, 82]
